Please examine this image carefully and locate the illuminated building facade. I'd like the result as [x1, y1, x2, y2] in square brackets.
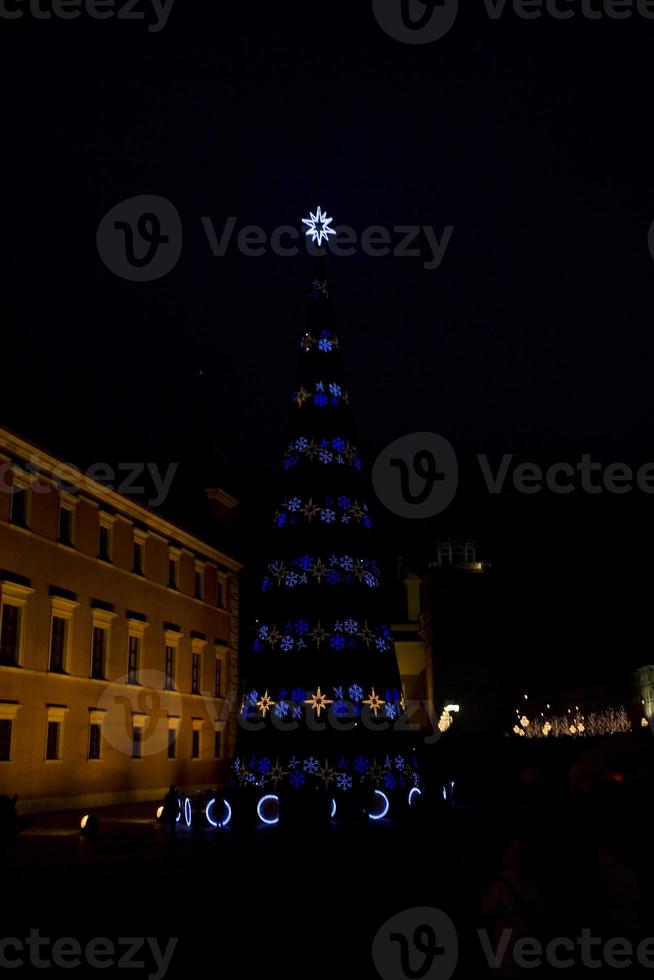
[0, 425, 241, 813]
[392, 540, 496, 734]
[634, 665, 654, 722]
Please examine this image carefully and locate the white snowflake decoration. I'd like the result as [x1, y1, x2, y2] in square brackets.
[302, 206, 336, 247]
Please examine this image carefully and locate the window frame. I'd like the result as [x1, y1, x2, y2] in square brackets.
[0, 580, 35, 667]
[89, 607, 117, 680]
[49, 595, 79, 674]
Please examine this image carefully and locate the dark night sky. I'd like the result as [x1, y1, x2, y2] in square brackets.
[1, 2, 653, 692]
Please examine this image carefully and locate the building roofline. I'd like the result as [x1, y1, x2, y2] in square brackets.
[0, 424, 243, 573]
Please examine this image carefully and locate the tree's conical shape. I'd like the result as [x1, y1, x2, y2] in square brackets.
[234, 265, 419, 808]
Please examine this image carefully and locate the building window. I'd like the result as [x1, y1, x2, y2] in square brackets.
[0, 719, 12, 761]
[192, 652, 201, 694]
[98, 525, 110, 561]
[167, 727, 177, 759]
[191, 729, 200, 759]
[215, 656, 223, 698]
[97, 514, 116, 562]
[216, 579, 224, 609]
[132, 727, 142, 759]
[168, 549, 180, 589]
[0, 603, 20, 665]
[127, 635, 140, 685]
[132, 528, 148, 575]
[214, 730, 222, 760]
[49, 616, 67, 673]
[91, 627, 106, 679]
[45, 720, 61, 760]
[9, 480, 28, 527]
[164, 645, 175, 691]
[133, 541, 143, 575]
[194, 569, 203, 600]
[88, 722, 101, 760]
[58, 505, 72, 545]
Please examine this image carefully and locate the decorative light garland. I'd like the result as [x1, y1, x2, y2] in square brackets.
[233, 753, 417, 794]
[511, 706, 633, 738]
[292, 380, 350, 409]
[241, 684, 404, 721]
[301, 328, 339, 353]
[283, 436, 362, 471]
[253, 619, 392, 654]
[261, 555, 381, 591]
[274, 495, 372, 529]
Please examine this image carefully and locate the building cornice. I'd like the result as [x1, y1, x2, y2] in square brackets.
[0, 425, 242, 573]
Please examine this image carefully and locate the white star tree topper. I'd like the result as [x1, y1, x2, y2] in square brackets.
[302, 206, 336, 247]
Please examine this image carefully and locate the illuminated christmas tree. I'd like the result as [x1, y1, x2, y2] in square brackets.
[234, 211, 419, 821]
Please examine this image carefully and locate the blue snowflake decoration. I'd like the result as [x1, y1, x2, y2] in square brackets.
[337, 774, 353, 791]
[290, 770, 305, 789]
[273, 701, 289, 719]
[354, 755, 369, 774]
[349, 684, 364, 703]
[304, 757, 319, 774]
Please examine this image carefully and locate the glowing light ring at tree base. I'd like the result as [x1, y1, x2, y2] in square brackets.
[408, 787, 422, 807]
[331, 798, 337, 820]
[257, 794, 280, 826]
[206, 798, 232, 829]
[183, 797, 192, 828]
[369, 790, 390, 821]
